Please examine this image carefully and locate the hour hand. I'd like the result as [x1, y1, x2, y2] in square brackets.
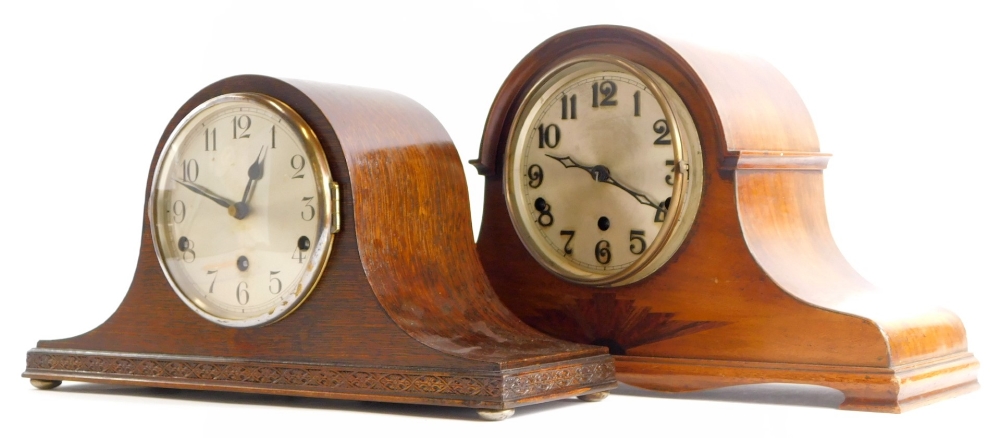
[175, 179, 234, 209]
[240, 145, 267, 205]
[547, 154, 588, 172]
[546, 154, 612, 182]
[226, 145, 268, 220]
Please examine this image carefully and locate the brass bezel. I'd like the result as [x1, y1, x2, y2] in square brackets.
[149, 92, 337, 327]
[504, 55, 703, 286]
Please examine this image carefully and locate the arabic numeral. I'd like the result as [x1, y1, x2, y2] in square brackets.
[291, 248, 306, 264]
[629, 230, 646, 255]
[592, 80, 617, 107]
[534, 197, 553, 227]
[654, 198, 671, 223]
[290, 154, 306, 179]
[178, 237, 195, 263]
[269, 271, 282, 294]
[207, 270, 218, 293]
[301, 197, 316, 221]
[205, 127, 216, 151]
[595, 240, 611, 265]
[236, 282, 249, 305]
[665, 159, 676, 186]
[653, 119, 671, 145]
[527, 164, 544, 188]
[233, 115, 251, 139]
[560, 230, 575, 255]
[561, 94, 577, 119]
[171, 200, 186, 223]
[537, 124, 561, 149]
[182, 159, 199, 182]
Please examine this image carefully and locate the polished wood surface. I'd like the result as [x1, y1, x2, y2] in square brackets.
[473, 25, 978, 412]
[24, 75, 615, 413]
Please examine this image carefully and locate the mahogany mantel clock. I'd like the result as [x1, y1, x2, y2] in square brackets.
[22, 75, 615, 420]
[472, 25, 979, 412]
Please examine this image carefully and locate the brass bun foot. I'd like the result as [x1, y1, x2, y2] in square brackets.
[577, 390, 610, 402]
[477, 408, 515, 421]
[30, 379, 62, 390]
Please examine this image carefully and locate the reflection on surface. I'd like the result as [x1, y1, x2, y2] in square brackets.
[615, 382, 845, 409]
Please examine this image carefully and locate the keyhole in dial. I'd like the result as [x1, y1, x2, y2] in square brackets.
[534, 197, 548, 212]
[597, 216, 610, 231]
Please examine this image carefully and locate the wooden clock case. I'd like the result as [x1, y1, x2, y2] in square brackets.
[23, 75, 615, 417]
[472, 26, 978, 413]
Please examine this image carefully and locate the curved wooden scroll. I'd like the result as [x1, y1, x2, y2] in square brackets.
[23, 75, 615, 413]
[473, 26, 977, 412]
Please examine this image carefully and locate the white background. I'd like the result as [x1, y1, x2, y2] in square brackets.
[1, 1, 995, 435]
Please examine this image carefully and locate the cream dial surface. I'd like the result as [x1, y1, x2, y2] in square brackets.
[507, 62, 699, 285]
[150, 94, 333, 327]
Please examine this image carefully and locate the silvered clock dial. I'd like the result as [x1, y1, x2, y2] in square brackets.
[150, 93, 337, 327]
[505, 56, 703, 286]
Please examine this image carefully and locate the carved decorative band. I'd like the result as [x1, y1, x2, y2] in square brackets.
[723, 151, 831, 170]
[503, 361, 615, 399]
[25, 349, 614, 402]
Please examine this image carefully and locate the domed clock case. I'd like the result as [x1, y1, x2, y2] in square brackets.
[472, 26, 978, 413]
[24, 75, 615, 419]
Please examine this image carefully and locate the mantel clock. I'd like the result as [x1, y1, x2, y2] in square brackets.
[23, 75, 615, 420]
[472, 26, 979, 413]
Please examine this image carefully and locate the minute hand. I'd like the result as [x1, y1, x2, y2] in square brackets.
[175, 179, 235, 209]
[546, 154, 665, 214]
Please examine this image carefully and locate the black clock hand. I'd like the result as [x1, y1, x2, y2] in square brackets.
[241, 145, 267, 204]
[546, 154, 667, 215]
[175, 179, 235, 209]
[603, 175, 664, 212]
[231, 146, 268, 219]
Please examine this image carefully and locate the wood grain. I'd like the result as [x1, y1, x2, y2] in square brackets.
[473, 25, 978, 412]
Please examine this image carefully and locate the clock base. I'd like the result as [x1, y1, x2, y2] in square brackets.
[615, 353, 979, 413]
[24, 348, 615, 412]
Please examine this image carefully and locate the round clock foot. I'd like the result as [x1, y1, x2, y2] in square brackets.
[477, 408, 515, 421]
[30, 379, 62, 390]
[577, 390, 610, 402]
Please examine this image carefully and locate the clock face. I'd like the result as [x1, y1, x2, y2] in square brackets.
[150, 93, 336, 327]
[505, 58, 703, 286]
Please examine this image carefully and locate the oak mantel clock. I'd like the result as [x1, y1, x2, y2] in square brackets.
[23, 75, 615, 420]
[472, 25, 979, 413]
